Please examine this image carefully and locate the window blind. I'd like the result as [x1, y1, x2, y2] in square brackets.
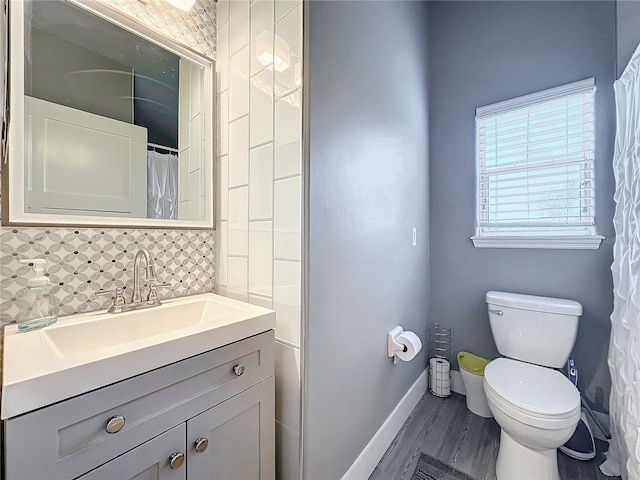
[476, 78, 595, 237]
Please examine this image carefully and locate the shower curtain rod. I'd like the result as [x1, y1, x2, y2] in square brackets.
[147, 142, 179, 153]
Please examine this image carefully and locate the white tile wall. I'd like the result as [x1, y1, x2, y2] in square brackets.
[227, 256, 248, 301]
[275, 0, 299, 23]
[274, 5, 302, 99]
[216, 0, 302, 477]
[275, 342, 301, 431]
[250, 67, 275, 147]
[274, 176, 301, 261]
[218, 90, 229, 156]
[229, 117, 250, 187]
[228, 187, 249, 256]
[249, 144, 274, 220]
[249, 221, 273, 296]
[218, 221, 229, 286]
[229, 0, 250, 55]
[276, 421, 301, 480]
[251, 0, 274, 76]
[230, 46, 250, 120]
[219, 155, 229, 220]
[275, 90, 302, 178]
[274, 260, 301, 347]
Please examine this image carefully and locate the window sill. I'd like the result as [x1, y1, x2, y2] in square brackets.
[470, 235, 605, 250]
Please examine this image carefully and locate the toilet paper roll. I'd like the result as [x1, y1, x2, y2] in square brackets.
[430, 358, 451, 396]
[394, 331, 422, 362]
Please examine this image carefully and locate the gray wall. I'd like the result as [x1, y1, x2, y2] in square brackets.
[305, 1, 430, 478]
[617, 0, 640, 76]
[429, 1, 616, 412]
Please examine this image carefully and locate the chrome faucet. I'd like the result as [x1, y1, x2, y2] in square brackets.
[131, 249, 156, 303]
[95, 248, 171, 314]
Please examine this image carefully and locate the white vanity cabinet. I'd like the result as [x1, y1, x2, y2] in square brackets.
[4, 331, 275, 480]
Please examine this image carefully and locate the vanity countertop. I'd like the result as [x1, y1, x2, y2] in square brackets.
[1, 293, 275, 419]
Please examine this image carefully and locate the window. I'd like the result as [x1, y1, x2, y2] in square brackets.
[472, 78, 603, 249]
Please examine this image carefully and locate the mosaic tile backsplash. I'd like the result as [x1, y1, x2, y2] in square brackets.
[0, 227, 215, 326]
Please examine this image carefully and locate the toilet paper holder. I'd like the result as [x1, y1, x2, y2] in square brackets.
[388, 326, 422, 364]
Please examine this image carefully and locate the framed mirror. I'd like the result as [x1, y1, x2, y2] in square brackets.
[3, 0, 215, 228]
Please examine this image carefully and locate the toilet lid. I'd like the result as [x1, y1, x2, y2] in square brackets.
[484, 358, 580, 416]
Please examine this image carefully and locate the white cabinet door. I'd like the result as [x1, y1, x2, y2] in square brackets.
[78, 424, 186, 480]
[187, 378, 275, 480]
[24, 96, 147, 217]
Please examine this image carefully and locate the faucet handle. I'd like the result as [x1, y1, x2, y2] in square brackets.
[147, 282, 171, 303]
[95, 287, 126, 313]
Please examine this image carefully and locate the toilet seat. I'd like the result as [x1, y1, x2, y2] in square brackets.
[484, 358, 580, 429]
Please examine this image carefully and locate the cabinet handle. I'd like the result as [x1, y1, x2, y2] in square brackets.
[169, 452, 185, 469]
[194, 437, 209, 453]
[233, 364, 245, 376]
[105, 415, 125, 434]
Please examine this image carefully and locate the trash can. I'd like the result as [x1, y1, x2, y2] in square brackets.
[457, 351, 493, 418]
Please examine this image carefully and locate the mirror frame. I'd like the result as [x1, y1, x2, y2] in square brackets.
[2, 0, 216, 229]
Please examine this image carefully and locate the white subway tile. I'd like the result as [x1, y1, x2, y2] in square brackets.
[273, 260, 301, 346]
[274, 176, 301, 261]
[229, 0, 250, 55]
[274, 342, 301, 430]
[219, 155, 229, 221]
[216, 22, 229, 93]
[227, 256, 248, 301]
[249, 221, 273, 296]
[218, 91, 229, 156]
[217, 220, 228, 286]
[229, 46, 250, 120]
[275, 0, 300, 23]
[217, 0, 230, 28]
[274, 5, 302, 98]
[228, 187, 249, 256]
[229, 117, 249, 187]
[248, 294, 273, 309]
[275, 90, 301, 178]
[217, 285, 228, 296]
[251, 0, 274, 75]
[250, 67, 274, 147]
[275, 421, 300, 480]
[249, 143, 273, 220]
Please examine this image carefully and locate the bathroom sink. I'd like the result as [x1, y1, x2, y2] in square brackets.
[42, 297, 255, 357]
[2, 293, 275, 419]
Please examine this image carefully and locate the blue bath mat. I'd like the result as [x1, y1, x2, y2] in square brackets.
[411, 454, 475, 480]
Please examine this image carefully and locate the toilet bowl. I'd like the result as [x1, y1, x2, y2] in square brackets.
[484, 291, 583, 480]
[484, 358, 581, 480]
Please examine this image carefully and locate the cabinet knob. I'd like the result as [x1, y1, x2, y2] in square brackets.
[194, 437, 209, 453]
[233, 364, 245, 376]
[105, 415, 125, 434]
[169, 452, 185, 469]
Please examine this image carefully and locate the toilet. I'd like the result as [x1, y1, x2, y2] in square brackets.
[483, 291, 582, 480]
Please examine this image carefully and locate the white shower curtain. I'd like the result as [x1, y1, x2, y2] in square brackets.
[147, 150, 179, 220]
[601, 42, 640, 480]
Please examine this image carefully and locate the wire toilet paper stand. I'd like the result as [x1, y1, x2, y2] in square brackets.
[428, 323, 452, 397]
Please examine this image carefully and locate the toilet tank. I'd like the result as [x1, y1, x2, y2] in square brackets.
[486, 291, 582, 368]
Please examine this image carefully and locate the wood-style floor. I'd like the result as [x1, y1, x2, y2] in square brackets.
[369, 392, 615, 480]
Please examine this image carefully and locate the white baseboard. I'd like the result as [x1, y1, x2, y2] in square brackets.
[341, 368, 428, 480]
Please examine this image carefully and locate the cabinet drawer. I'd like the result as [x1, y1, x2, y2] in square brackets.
[5, 330, 273, 480]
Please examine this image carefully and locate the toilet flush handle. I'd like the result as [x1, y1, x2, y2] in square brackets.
[488, 309, 503, 316]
